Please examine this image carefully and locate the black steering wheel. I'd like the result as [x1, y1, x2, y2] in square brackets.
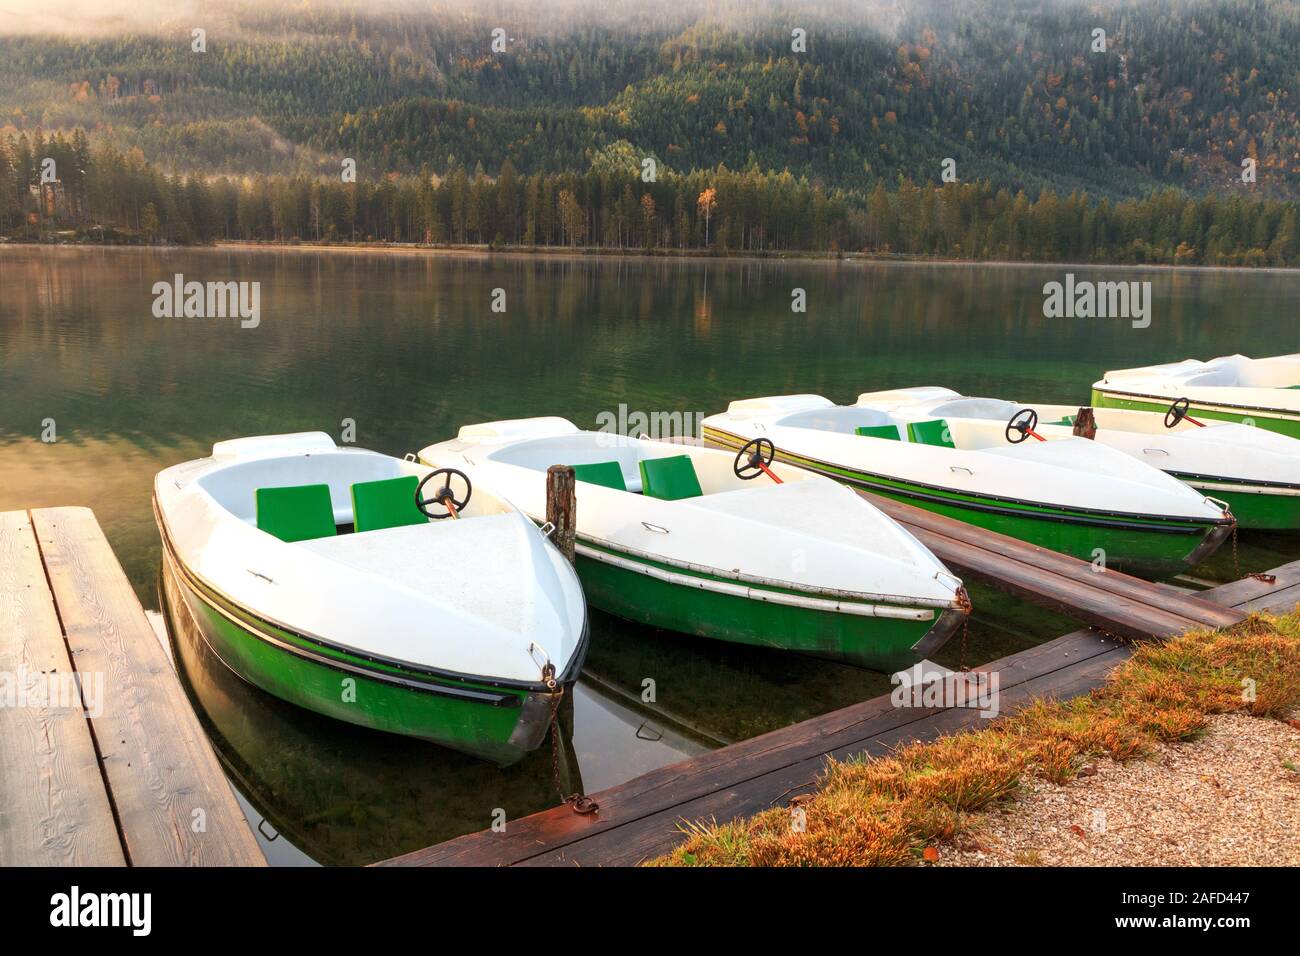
[1005, 408, 1038, 444]
[734, 437, 776, 480]
[1165, 397, 1191, 429]
[416, 468, 472, 519]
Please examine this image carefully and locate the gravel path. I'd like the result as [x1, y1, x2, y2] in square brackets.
[936, 713, 1300, 866]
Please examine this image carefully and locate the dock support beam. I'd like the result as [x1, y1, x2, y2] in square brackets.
[546, 465, 577, 564]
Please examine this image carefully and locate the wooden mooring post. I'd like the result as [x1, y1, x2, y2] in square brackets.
[546, 465, 577, 563]
[1073, 406, 1098, 439]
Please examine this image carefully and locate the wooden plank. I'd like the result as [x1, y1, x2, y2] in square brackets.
[379, 627, 1123, 866]
[383, 537, 1300, 868]
[858, 490, 1244, 630]
[0, 511, 125, 867]
[1243, 582, 1300, 615]
[30, 507, 264, 867]
[1201, 559, 1300, 609]
[513, 647, 1132, 867]
[894, 527, 1218, 639]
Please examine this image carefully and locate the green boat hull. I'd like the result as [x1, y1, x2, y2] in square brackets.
[1091, 388, 1300, 439]
[1175, 479, 1300, 532]
[160, 537, 569, 767]
[574, 543, 964, 673]
[704, 427, 1230, 580]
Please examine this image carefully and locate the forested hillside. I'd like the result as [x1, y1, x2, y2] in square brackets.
[3, 0, 1300, 263]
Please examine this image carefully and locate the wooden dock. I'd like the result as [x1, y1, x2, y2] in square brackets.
[0, 507, 264, 867]
[380, 553, 1300, 867]
[854, 488, 1246, 639]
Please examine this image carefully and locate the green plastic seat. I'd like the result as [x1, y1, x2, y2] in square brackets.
[351, 475, 427, 533]
[255, 484, 337, 543]
[571, 461, 628, 492]
[907, 419, 955, 448]
[639, 455, 703, 501]
[855, 424, 902, 440]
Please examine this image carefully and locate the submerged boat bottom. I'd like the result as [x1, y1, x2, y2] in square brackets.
[159, 542, 566, 768]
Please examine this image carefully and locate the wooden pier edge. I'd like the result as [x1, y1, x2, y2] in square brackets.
[378, 559, 1300, 868]
[0, 507, 265, 867]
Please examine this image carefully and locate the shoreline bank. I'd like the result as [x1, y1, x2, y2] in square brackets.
[5, 238, 1300, 275]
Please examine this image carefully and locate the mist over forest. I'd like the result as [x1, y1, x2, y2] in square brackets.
[3, 0, 1299, 263]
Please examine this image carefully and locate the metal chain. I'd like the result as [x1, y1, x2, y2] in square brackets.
[1230, 522, 1240, 580]
[544, 664, 598, 815]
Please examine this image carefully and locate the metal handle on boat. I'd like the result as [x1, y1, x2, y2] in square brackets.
[949, 466, 973, 476]
[539, 520, 556, 538]
[528, 641, 552, 675]
[641, 521, 670, 535]
[403, 452, 418, 462]
[1141, 448, 1169, 456]
[1204, 495, 1232, 516]
[933, 570, 963, 591]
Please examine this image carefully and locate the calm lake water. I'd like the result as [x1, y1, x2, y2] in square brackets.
[2, 245, 1298, 864]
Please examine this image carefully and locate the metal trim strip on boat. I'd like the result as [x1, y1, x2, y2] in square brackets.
[575, 527, 962, 609]
[574, 541, 938, 621]
[702, 426, 1231, 533]
[1094, 386, 1300, 421]
[153, 496, 586, 695]
[160, 537, 520, 706]
[1169, 474, 1300, 495]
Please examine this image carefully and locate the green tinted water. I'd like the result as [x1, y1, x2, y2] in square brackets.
[2, 246, 1297, 864]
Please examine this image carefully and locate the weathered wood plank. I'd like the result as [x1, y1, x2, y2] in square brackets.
[0, 511, 125, 867]
[379, 627, 1124, 866]
[857, 490, 1244, 630]
[381, 554, 1300, 868]
[1244, 582, 1300, 615]
[891, 526, 1216, 639]
[30, 507, 264, 867]
[1202, 559, 1300, 610]
[514, 647, 1133, 867]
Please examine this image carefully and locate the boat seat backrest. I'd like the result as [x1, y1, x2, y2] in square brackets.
[571, 460, 629, 491]
[351, 475, 427, 533]
[855, 424, 902, 440]
[255, 483, 338, 542]
[907, 419, 956, 448]
[639, 455, 704, 501]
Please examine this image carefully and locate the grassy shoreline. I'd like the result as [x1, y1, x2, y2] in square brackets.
[652, 611, 1300, 867]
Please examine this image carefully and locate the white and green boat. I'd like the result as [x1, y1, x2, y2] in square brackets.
[154, 432, 588, 766]
[419, 418, 970, 672]
[703, 395, 1235, 580]
[1093, 353, 1300, 438]
[857, 388, 1300, 532]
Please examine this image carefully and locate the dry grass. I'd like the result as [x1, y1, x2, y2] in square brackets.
[651, 612, 1300, 867]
